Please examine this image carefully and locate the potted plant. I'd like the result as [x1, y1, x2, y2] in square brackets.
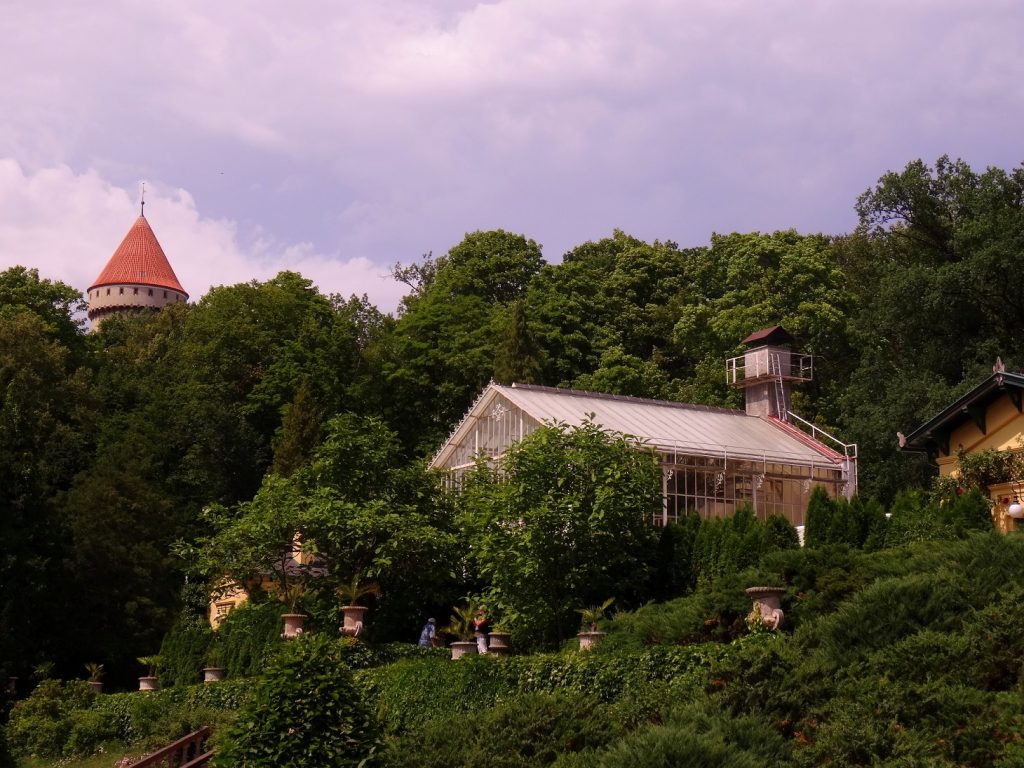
[202, 640, 226, 683]
[487, 622, 512, 656]
[443, 604, 479, 660]
[137, 655, 161, 691]
[275, 582, 308, 639]
[576, 597, 614, 651]
[85, 662, 104, 692]
[336, 575, 381, 638]
[744, 586, 786, 631]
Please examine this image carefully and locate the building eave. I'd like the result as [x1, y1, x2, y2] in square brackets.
[900, 371, 1024, 454]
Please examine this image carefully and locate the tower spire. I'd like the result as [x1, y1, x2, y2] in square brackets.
[87, 213, 188, 328]
[140, 181, 146, 217]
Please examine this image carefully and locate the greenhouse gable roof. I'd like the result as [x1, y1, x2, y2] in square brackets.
[430, 382, 845, 470]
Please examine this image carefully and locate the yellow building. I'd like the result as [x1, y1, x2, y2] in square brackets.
[899, 363, 1024, 532]
[207, 535, 324, 628]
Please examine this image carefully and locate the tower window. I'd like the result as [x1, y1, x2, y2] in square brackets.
[133, 288, 138, 295]
[148, 288, 153, 296]
[119, 287, 124, 294]
[106, 288, 110, 295]
[163, 290, 168, 298]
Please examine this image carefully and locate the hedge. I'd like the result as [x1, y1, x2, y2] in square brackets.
[356, 644, 729, 733]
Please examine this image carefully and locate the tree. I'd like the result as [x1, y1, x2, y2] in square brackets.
[459, 420, 661, 649]
[842, 157, 1024, 501]
[0, 266, 86, 355]
[0, 309, 93, 679]
[298, 414, 460, 639]
[271, 377, 325, 477]
[671, 230, 856, 413]
[525, 231, 696, 386]
[385, 231, 544, 453]
[184, 475, 311, 607]
[572, 346, 670, 398]
[803, 487, 836, 549]
[185, 414, 461, 641]
[493, 300, 542, 385]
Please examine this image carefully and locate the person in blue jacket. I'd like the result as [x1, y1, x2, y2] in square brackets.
[418, 617, 437, 648]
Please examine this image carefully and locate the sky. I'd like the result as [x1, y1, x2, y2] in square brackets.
[1, 1, 1022, 314]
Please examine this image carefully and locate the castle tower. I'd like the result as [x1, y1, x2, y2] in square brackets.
[726, 326, 813, 421]
[87, 213, 188, 327]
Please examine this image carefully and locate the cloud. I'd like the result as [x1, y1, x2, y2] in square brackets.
[1, 0, 1022, 296]
[0, 159, 409, 311]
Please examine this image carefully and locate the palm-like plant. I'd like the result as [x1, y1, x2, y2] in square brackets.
[272, 581, 307, 613]
[137, 655, 161, 677]
[443, 600, 481, 642]
[335, 574, 382, 606]
[576, 597, 615, 631]
[84, 662, 104, 683]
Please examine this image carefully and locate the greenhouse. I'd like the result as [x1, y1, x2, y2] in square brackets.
[430, 381, 856, 528]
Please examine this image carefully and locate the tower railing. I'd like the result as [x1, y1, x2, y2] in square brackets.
[726, 352, 813, 384]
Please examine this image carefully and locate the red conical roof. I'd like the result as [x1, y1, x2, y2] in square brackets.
[89, 215, 187, 295]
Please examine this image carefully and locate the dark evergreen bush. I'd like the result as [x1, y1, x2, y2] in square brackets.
[802, 486, 835, 548]
[764, 513, 799, 551]
[592, 700, 792, 768]
[159, 582, 214, 688]
[216, 600, 285, 678]
[651, 515, 701, 599]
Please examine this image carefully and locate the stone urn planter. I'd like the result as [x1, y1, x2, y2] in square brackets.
[281, 613, 307, 640]
[88, 681, 103, 693]
[339, 605, 368, 638]
[487, 631, 512, 656]
[203, 667, 227, 683]
[577, 630, 606, 651]
[745, 586, 786, 630]
[450, 640, 478, 660]
[138, 676, 159, 692]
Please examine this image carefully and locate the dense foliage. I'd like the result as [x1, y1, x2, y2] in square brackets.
[216, 634, 382, 768]
[6, 154, 1024, 766]
[458, 419, 661, 648]
[12, 528, 1024, 767]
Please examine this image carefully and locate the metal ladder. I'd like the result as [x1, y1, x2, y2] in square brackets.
[768, 352, 788, 421]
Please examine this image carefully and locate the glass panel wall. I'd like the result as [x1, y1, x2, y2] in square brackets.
[656, 455, 843, 527]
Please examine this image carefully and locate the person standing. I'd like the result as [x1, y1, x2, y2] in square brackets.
[418, 617, 437, 648]
[472, 606, 490, 654]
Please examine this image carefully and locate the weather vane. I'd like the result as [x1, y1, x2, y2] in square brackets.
[140, 181, 146, 216]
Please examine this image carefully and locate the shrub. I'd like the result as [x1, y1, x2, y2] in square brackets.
[800, 678, 997, 767]
[4, 680, 96, 758]
[803, 487, 835, 548]
[764, 513, 800, 552]
[63, 708, 119, 756]
[358, 645, 722, 735]
[382, 692, 638, 768]
[159, 620, 212, 688]
[591, 700, 792, 768]
[216, 601, 285, 679]
[91, 680, 250, 749]
[651, 515, 702, 600]
[217, 633, 382, 767]
[601, 570, 753, 648]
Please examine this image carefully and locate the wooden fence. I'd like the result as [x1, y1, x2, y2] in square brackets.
[127, 726, 213, 768]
